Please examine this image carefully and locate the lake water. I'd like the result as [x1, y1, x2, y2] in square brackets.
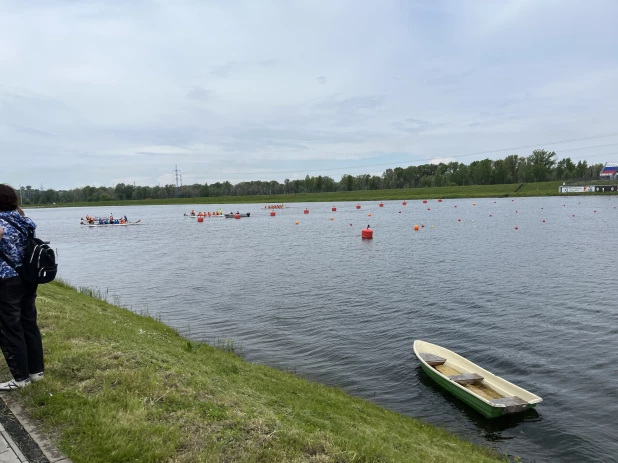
[28, 197, 618, 462]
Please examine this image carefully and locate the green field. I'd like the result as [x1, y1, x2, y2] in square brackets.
[31, 182, 580, 208]
[2, 282, 506, 463]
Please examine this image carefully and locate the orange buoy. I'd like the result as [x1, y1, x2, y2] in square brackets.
[304, 209, 309, 214]
[379, 202, 384, 207]
[235, 214, 241, 219]
[270, 211, 276, 216]
[402, 201, 407, 205]
[332, 207, 336, 212]
[361, 225, 373, 239]
[368, 213, 372, 217]
[414, 224, 419, 231]
[197, 217, 204, 223]
[330, 217, 334, 221]
[356, 204, 361, 209]
[295, 221, 299, 224]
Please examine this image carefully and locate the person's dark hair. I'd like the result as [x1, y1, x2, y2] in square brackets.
[0, 184, 20, 213]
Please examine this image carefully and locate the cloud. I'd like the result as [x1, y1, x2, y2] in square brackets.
[0, 0, 617, 188]
[186, 86, 210, 102]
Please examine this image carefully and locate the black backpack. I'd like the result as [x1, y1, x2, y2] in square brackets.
[0, 217, 58, 284]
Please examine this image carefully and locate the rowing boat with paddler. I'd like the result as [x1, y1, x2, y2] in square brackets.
[413, 340, 542, 418]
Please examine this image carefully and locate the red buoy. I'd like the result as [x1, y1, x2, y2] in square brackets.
[270, 211, 276, 216]
[332, 207, 336, 212]
[197, 217, 204, 223]
[423, 200, 427, 204]
[379, 202, 384, 207]
[458, 218, 461, 222]
[304, 209, 309, 214]
[361, 226, 373, 239]
[234, 214, 241, 219]
[402, 201, 407, 205]
[356, 204, 361, 209]
[438, 199, 443, 202]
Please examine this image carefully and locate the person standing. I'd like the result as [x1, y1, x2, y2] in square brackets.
[0, 184, 44, 390]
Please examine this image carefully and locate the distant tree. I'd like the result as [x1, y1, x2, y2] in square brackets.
[528, 149, 556, 182]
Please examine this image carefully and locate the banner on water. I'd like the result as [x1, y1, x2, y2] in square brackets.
[559, 185, 618, 193]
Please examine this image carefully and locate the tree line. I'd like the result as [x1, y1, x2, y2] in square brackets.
[18, 150, 608, 204]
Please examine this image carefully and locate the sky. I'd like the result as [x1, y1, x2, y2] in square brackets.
[1, 0, 618, 190]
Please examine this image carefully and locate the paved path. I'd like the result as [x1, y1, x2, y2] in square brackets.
[0, 393, 71, 463]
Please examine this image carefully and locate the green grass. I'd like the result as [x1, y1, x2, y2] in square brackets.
[31, 182, 583, 208]
[2, 281, 505, 463]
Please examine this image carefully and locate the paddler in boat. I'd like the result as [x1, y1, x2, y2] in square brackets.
[190, 209, 195, 216]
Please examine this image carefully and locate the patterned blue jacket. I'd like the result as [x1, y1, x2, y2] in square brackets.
[0, 211, 37, 280]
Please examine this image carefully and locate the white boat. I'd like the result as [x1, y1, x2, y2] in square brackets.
[414, 340, 542, 418]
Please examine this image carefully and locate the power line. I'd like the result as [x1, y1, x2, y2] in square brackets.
[200, 133, 618, 177]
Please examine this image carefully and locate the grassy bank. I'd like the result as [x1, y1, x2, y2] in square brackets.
[1, 282, 504, 463]
[33, 181, 575, 208]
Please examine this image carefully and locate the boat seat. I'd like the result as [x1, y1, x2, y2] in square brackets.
[448, 373, 484, 384]
[419, 353, 446, 366]
[488, 396, 528, 406]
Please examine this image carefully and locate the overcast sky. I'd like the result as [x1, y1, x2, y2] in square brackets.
[1, 0, 617, 190]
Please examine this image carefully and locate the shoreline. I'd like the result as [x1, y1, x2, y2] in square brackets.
[25, 181, 618, 209]
[2, 281, 506, 462]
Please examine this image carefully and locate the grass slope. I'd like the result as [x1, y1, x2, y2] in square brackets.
[34, 182, 572, 208]
[2, 282, 504, 463]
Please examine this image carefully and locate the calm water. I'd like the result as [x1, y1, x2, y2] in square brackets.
[29, 197, 618, 462]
